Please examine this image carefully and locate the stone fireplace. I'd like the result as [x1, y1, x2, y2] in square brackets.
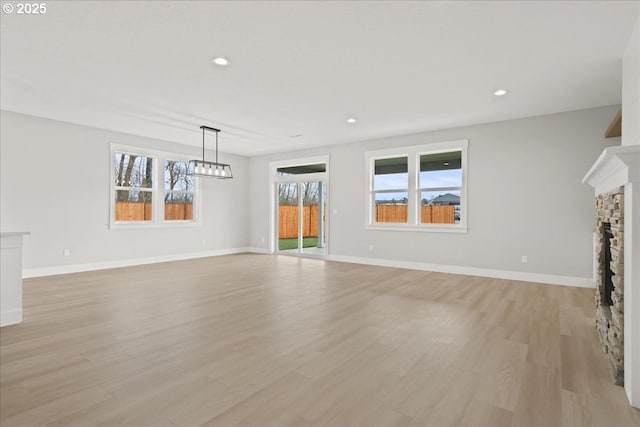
[583, 144, 639, 406]
[594, 187, 624, 384]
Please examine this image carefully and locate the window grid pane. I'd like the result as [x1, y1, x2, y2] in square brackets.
[114, 189, 152, 222]
[114, 153, 153, 188]
[164, 160, 193, 192]
[374, 191, 408, 223]
[164, 192, 194, 221]
[420, 190, 461, 224]
[373, 157, 408, 191]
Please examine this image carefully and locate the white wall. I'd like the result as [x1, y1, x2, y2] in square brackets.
[0, 110, 250, 275]
[249, 106, 621, 284]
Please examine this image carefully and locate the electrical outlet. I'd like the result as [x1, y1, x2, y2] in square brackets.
[63, 248, 70, 257]
[202, 239, 207, 246]
[369, 244, 374, 252]
[521, 255, 528, 264]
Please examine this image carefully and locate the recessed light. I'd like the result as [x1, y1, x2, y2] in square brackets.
[212, 57, 229, 66]
[494, 89, 508, 96]
[346, 118, 357, 124]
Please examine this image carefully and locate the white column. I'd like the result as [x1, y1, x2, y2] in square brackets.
[625, 182, 640, 407]
[622, 14, 640, 408]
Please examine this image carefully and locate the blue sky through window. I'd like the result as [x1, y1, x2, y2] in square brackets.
[374, 169, 461, 201]
[374, 173, 407, 191]
[420, 169, 462, 188]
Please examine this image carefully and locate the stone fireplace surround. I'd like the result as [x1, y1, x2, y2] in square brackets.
[594, 187, 624, 384]
[583, 144, 640, 407]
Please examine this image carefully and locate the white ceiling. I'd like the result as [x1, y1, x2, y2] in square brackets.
[1, 1, 638, 156]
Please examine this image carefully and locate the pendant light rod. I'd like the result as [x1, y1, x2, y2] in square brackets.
[199, 126, 221, 164]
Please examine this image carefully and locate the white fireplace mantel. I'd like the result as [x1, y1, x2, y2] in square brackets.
[583, 144, 640, 408]
[582, 145, 640, 194]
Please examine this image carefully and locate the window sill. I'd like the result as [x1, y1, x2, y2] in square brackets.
[365, 224, 468, 233]
[109, 221, 201, 230]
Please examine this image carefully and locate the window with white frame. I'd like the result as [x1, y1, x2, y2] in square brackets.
[372, 156, 409, 223]
[113, 151, 154, 222]
[110, 145, 199, 227]
[164, 160, 194, 221]
[366, 140, 467, 232]
[419, 150, 462, 224]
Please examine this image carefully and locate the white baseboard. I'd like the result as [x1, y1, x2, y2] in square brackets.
[247, 247, 271, 254]
[328, 254, 595, 288]
[23, 248, 595, 288]
[23, 247, 251, 278]
[0, 309, 23, 327]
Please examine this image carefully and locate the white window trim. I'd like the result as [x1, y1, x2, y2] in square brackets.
[109, 143, 202, 229]
[365, 139, 468, 233]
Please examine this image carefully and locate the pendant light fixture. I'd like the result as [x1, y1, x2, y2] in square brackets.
[188, 125, 233, 179]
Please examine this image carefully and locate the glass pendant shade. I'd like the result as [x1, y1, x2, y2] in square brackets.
[187, 125, 233, 179]
[188, 160, 233, 179]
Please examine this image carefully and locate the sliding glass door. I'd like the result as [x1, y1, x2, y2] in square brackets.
[272, 159, 328, 258]
[276, 180, 326, 257]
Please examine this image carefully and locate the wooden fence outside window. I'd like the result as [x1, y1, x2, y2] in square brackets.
[278, 205, 319, 239]
[115, 202, 193, 221]
[375, 205, 455, 224]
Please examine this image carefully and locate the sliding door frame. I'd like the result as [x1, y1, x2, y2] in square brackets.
[269, 156, 330, 258]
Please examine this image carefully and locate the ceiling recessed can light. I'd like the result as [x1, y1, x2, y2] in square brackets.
[212, 57, 229, 66]
[346, 118, 357, 123]
[494, 89, 508, 96]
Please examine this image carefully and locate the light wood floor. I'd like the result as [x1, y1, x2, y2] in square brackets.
[1, 254, 639, 427]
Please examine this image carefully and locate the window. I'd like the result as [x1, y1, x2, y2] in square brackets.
[164, 160, 194, 221]
[373, 157, 408, 223]
[276, 163, 326, 176]
[114, 152, 154, 222]
[419, 151, 462, 224]
[110, 145, 199, 228]
[366, 140, 467, 232]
